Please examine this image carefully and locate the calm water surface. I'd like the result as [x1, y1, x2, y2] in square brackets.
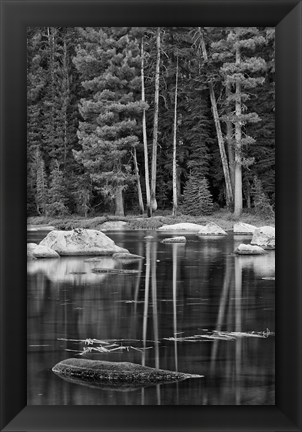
[27, 230, 275, 405]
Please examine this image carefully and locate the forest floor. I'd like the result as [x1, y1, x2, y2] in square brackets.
[28, 209, 275, 231]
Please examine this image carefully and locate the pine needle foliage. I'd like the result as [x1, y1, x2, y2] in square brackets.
[182, 175, 213, 215]
[251, 176, 274, 217]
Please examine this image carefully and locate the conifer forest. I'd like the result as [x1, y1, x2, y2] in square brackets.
[27, 27, 275, 220]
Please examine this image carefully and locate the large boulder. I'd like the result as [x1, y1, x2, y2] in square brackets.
[52, 358, 203, 390]
[158, 222, 205, 232]
[235, 244, 266, 255]
[39, 228, 129, 256]
[233, 222, 257, 234]
[32, 245, 60, 259]
[198, 222, 227, 236]
[251, 226, 275, 249]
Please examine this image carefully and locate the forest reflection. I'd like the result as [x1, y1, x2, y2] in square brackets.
[27, 232, 275, 405]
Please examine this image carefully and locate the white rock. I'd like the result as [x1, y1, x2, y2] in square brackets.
[198, 222, 227, 236]
[162, 236, 186, 244]
[32, 245, 60, 259]
[100, 221, 128, 231]
[158, 223, 205, 232]
[39, 228, 129, 256]
[235, 243, 266, 255]
[233, 222, 257, 234]
[251, 226, 275, 248]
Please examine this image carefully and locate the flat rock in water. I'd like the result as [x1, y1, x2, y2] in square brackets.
[39, 228, 129, 256]
[32, 245, 60, 259]
[233, 222, 257, 234]
[235, 244, 266, 255]
[52, 358, 203, 390]
[251, 226, 275, 249]
[198, 222, 227, 236]
[112, 252, 144, 260]
[162, 236, 186, 244]
[28, 225, 55, 232]
[158, 222, 205, 232]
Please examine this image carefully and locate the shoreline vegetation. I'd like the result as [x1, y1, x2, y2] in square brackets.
[27, 209, 275, 232]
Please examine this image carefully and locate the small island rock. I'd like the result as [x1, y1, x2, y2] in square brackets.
[235, 243, 266, 255]
[39, 228, 129, 256]
[233, 222, 257, 234]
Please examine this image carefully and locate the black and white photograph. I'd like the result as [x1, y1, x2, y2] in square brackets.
[27, 26, 275, 406]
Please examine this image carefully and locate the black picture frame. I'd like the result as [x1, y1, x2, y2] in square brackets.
[0, 0, 301, 430]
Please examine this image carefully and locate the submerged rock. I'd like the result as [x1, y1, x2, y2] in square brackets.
[32, 245, 60, 259]
[251, 226, 275, 249]
[233, 222, 257, 234]
[52, 358, 203, 390]
[162, 236, 186, 244]
[39, 228, 128, 256]
[235, 244, 266, 255]
[198, 222, 227, 236]
[158, 222, 205, 232]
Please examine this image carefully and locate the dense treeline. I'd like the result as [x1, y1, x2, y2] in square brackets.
[27, 27, 275, 218]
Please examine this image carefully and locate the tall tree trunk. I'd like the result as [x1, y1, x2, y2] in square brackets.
[234, 46, 242, 218]
[150, 27, 161, 213]
[172, 56, 179, 216]
[114, 186, 124, 217]
[141, 37, 151, 217]
[62, 37, 69, 170]
[226, 82, 235, 197]
[133, 147, 144, 214]
[199, 30, 233, 209]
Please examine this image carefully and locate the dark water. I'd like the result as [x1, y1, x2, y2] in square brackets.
[27, 230, 275, 405]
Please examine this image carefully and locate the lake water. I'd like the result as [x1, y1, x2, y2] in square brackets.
[27, 230, 275, 405]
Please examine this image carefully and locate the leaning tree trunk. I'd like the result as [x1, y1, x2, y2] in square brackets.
[234, 46, 242, 218]
[150, 27, 161, 214]
[133, 147, 144, 214]
[172, 56, 179, 216]
[200, 30, 234, 209]
[114, 186, 124, 217]
[141, 37, 151, 217]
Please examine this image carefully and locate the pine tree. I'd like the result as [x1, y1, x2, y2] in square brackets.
[46, 161, 69, 216]
[211, 27, 266, 217]
[73, 27, 145, 216]
[35, 150, 48, 215]
[182, 175, 213, 215]
[251, 176, 274, 217]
